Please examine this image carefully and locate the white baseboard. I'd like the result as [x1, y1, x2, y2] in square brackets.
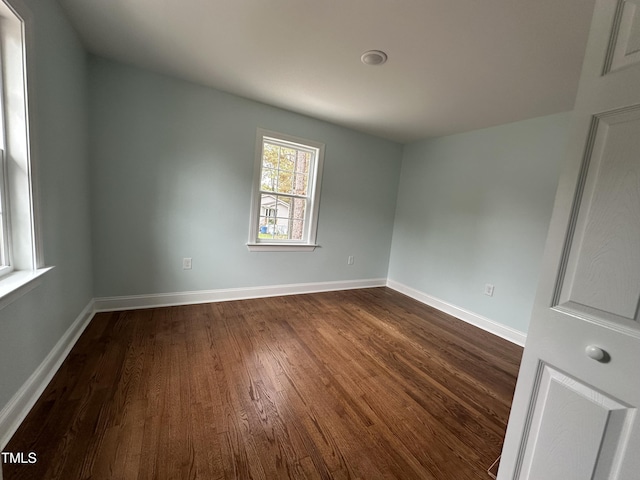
[94, 278, 387, 312]
[94, 279, 526, 348]
[386, 279, 526, 347]
[0, 299, 96, 450]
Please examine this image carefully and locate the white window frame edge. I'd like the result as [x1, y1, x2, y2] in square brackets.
[0, 0, 51, 310]
[247, 128, 325, 252]
[0, 150, 10, 275]
[0, 10, 11, 277]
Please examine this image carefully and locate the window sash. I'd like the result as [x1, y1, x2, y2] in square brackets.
[257, 193, 310, 243]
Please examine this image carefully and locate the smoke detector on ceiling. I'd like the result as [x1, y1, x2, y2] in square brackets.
[361, 50, 388, 66]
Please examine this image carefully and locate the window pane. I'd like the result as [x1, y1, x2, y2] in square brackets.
[262, 143, 279, 169]
[260, 194, 277, 219]
[275, 170, 293, 194]
[261, 168, 276, 192]
[290, 197, 306, 240]
[276, 195, 291, 216]
[295, 151, 312, 174]
[292, 172, 308, 196]
[272, 218, 291, 239]
[258, 216, 275, 239]
[278, 147, 295, 172]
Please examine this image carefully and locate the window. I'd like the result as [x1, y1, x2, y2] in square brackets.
[0, 0, 49, 309]
[248, 129, 324, 251]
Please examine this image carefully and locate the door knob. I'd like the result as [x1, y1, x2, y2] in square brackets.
[585, 345, 607, 362]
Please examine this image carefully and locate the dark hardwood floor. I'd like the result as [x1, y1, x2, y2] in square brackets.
[3, 287, 522, 479]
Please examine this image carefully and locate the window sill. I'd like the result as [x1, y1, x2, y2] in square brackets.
[0, 267, 54, 311]
[247, 243, 318, 252]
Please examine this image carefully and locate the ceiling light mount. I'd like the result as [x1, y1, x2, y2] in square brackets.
[361, 50, 388, 66]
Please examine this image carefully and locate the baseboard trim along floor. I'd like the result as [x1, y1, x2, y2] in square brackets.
[386, 279, 527, 346]
[0, 299, 96, 451]
[93, 278, 387, 312]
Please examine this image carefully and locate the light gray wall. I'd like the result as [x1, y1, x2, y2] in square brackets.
[388, 112, 571, 333]
[88, 57, 403, 297]
[0, 0, 93, 409]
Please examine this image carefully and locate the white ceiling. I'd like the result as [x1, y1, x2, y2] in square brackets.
[57, 0, 596, 143]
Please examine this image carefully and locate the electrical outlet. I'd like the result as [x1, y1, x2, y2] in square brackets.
[183, 257, 192, 270]
[347, 255, 355, 265]
[484, 283, 494, 296]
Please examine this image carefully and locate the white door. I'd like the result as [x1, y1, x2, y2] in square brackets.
[498, 0, 640, 478]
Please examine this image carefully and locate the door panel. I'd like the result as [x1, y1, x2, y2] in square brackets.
[607, 0, 640, 73]
[557, 107, 640, 324]
[519, 363, 634, 480]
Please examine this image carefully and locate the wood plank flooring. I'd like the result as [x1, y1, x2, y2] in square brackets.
[3, 287, 522, 479]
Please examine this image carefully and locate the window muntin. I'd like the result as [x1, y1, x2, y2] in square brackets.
[249, 130, 324, 250]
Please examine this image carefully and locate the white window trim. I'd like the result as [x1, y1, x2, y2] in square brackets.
[0, 150, 10, 274]
[247, 128, 325, 252]
[0, 0, 49, 310]
[0, 266, 52, 310]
